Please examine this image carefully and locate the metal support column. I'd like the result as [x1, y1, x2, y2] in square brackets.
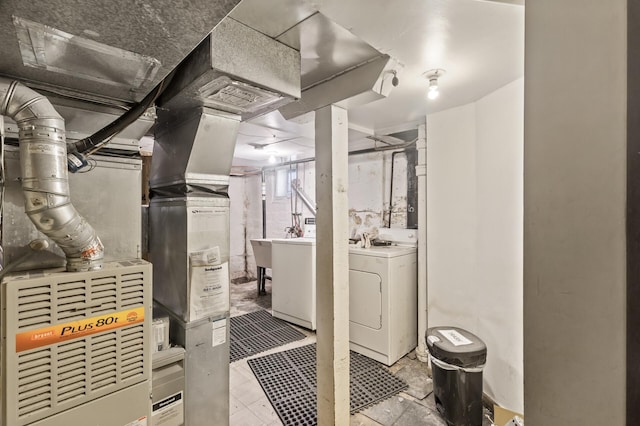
[315, 104, 350, 425]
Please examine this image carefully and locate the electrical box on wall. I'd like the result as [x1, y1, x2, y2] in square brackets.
[1, 260, 152, 426]
[303, 217, 316, 238]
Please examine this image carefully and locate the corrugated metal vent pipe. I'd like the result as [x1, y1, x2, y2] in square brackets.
[0, 78, 103, 272]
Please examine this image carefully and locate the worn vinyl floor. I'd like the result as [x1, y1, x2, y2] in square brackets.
[229, 279, 494, 426]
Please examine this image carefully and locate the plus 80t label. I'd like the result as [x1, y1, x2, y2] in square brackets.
[16, 307, 145, 352]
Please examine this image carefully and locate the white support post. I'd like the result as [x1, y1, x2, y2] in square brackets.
[415, 122, 429, 362]
[315, 104, 350, 425]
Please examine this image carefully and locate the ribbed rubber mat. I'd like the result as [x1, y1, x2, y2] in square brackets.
[248, 344, 408, 425]
[230, 310, 306, 362]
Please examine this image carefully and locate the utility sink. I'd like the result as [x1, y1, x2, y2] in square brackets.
[250, 239, 272, 268]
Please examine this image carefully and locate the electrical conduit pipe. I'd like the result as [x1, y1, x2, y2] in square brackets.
[0, 78, 103, 272]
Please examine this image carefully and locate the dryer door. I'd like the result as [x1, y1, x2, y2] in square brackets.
[349, 270, 382, 330]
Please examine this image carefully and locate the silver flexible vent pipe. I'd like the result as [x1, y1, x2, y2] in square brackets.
[0, 78, 103, 272]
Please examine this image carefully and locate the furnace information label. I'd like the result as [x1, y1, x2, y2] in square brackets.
[189, 247, 229, 321]
[15, 307, 145, 352]
[212, 318, 227, 347]
[152, 392, 183, 426]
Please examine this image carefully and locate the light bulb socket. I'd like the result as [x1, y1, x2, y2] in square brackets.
[423, 69, 446, 80]
[423, 69, 445, 101]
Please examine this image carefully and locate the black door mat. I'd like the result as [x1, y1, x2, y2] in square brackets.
[230, 310, 306, 362]
[247, 344, 408, 425]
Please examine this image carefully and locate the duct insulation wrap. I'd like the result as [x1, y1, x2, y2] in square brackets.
[0, 78, 103, 271]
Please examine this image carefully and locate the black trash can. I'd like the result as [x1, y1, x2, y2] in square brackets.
[426, 327, 487, 426]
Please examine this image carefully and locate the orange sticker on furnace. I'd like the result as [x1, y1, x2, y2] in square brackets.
[16, 307, 145, 352]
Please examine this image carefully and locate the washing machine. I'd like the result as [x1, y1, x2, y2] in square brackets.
[271, 238, 316, 330]
[271, 230, 418, 365]
[348, 229, 418, 366]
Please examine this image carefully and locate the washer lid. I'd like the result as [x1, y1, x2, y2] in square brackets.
[348, 245, 416, 258]
[426, 326, 487, 368]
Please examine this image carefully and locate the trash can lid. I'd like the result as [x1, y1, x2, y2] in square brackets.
[426, 326, 487, 368]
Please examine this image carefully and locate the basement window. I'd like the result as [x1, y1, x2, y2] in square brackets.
[275, 169, 296, 198]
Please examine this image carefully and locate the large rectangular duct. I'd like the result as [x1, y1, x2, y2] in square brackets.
[149, 196, 231, 426]
[149, 17, 301, 426]
[157, 18, 301, 121]
[149, 197, 230, 322]
[279, 54, 398, 120]
[151, 17, 301, 195]
[150, 108, 240, 194]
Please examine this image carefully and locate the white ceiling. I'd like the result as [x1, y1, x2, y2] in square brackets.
[232, 0, 524, 168]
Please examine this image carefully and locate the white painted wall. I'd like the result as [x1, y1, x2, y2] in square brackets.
[427, 78, 524, 412]
[475, 79, 524, 411]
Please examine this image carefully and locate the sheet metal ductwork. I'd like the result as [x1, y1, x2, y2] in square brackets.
[157, 18, 301, 120]
[148, 18, 303, 424]
[151, 19, 301, 196]
[0, 78, 103, 272]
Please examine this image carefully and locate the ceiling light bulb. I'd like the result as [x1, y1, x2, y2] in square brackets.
[268, 155, 276, 164]
[427, 77, 439, 100]
[423, 69, 445, 101]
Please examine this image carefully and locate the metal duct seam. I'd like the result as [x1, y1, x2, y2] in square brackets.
[0, 78, 104, 272]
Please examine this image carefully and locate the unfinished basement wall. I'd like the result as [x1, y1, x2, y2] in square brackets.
[427, 78, 524, 413]
[228, 150, 410, 280]
[349, 151, 409, 235]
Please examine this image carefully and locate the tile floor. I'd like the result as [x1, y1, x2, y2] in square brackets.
[229, 279, 494, 426]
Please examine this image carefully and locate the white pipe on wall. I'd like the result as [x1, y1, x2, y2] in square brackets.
[415, 122, 428, 362]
